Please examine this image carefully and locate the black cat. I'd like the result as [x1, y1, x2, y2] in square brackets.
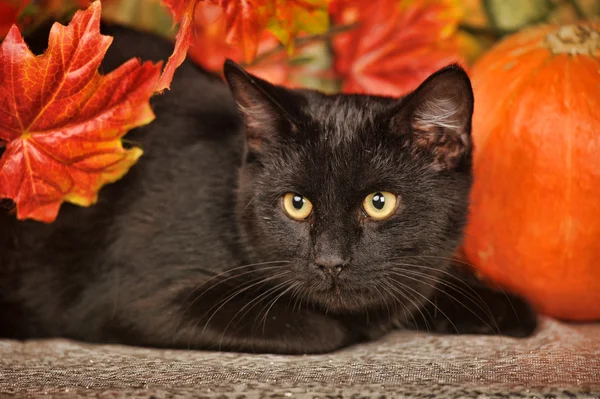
[0, 23, 536, 354]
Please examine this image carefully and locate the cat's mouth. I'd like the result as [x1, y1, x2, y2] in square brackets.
[305, 282, 385, 313]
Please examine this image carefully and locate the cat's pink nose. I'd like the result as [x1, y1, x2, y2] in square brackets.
[315, 255, 347, 277]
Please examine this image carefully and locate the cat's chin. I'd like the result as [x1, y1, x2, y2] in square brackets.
[306, 288, 387, 314]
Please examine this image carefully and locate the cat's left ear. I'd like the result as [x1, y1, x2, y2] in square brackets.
[392, 64, 474, 171]
[223, 59, 296, 154]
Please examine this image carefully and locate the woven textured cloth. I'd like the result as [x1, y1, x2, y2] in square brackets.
[1, 317, 599, 398]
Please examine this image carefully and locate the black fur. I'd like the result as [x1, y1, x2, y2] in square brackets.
[0, 23, 537, 354]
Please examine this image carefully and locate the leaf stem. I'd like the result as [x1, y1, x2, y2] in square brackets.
[242, 23, 357, 67]
[567, 0, 587, 19]
[481, 0, 499, 31]
[458, 23, 512, 39]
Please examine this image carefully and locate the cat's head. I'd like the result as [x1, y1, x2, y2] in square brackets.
[224, 60, 474, 314]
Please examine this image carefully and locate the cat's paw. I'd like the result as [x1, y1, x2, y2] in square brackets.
[416, 284, 538, 338]
[211, 310, 360, 354]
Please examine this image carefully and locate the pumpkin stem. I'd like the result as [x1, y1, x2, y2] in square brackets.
[544, 24, 600, 56]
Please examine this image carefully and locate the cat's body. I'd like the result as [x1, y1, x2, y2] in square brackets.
[0, 24, 536, 354]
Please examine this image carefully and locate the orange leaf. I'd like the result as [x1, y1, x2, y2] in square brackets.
[0, 1, 162, 222]
[209, 0, 272, 63]
[330, 0, 464, 96]
[0, 0, 29, 38]
[161, 0, 328, 80]
[186, 0, 243, 72]
[187, 3, 303, 87]
[267, 0, 329, 53]
[158, 0, 270, 90]
[155, 0, 197, 92]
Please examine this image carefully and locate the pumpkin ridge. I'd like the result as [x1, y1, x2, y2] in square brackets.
[561, 58, 573, 280]
[471, 48, 547, 161]
[486, 52, 553, 159]
[495, 55, 556, 291]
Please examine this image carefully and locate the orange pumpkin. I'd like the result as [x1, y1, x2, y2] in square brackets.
[462, 21, 600, 321]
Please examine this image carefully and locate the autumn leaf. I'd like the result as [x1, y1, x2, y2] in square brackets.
[188, 2, 331, 89]
[211, 0, 329, 60]
[0, 0, 29, 38]
[155, 0, 196, 91]
[187, 2, 290, 84]
[330, 0, 464, 96]
[0, 1, 162, 222]
[267, 0, 329, 53]
[185, 1, 243, 72]
[158, 0, 249, 91]
[159, 0, 270, 78]
[208, 0, 273, 63]
[159, 0, 329, 82]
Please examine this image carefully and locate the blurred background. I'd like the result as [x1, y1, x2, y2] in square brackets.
[1, 0, 599, 96]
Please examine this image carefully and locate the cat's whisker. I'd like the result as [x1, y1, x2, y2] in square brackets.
[394, 267, 499, 333]
[372, 283, 391, 320]
[409, 261, 524, 329]
[381, 280, 431, 332]
[388, 263, 486, 307]
[243, 194, 260, 212]
[389, 256, 469, 277]
[257, 281, 300, 334]
[390, 255, 517, 312]
[297, 285, 310, 314]
[387, 269, 499, 334]
[174, 263, 290, 337]
[179, 260, 291, 310]
[387, 260, 498, 327]
[403, 257, 523, 323]
[387, 277, 459, 334]
[389, 259, 493, 308]
[184, 271, 290, 349]
[378, 281, 421, 330]
[184, 273, 271, 349]
[196, 271, 291, 344]
[218, 279, 294, 350]
[391, 254, 475, 266]
[248, 279, 295, 335]
[288, 284, 304, 314]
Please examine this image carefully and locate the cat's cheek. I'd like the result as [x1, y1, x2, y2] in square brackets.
[249, 205, 312, 262]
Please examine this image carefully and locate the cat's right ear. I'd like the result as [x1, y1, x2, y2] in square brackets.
[391, 64, 474, 171]
[223, 59, 296, 155]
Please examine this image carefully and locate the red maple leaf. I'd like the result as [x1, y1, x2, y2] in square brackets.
[0, 0, 29, 38]
[158, 0, 271, 88]
[0, 1, 162, 222]
[330, 0, 464, 96]
[159, 0, 329, 87]
[155, 0, 197, 91]
[187, 2, 298, 86]
[185, 1, 245, 72]
[210, 0, 271, 63]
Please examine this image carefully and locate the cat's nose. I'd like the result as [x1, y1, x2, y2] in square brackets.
[315, 255, 347, 277]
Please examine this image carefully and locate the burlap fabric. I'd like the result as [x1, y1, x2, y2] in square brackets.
[1, 317, 599, 398]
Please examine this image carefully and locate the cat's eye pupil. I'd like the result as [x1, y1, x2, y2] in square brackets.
[372, 192, 385, 210]
[292, 195, 304, 210]
[283, 193, 312, 220]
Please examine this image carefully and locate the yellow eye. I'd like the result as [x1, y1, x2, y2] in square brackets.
[362, 192, 397, 220]
[283, 193, 313, 220]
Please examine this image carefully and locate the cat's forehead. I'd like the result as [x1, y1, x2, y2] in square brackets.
[271, 93, 408, 198]
[302, 93, 392, 146]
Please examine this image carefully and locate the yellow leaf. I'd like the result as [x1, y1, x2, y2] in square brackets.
[267, 0, 329, 54]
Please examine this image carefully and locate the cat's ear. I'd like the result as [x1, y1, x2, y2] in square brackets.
[223, 59, 296, 154]
[392, 64, 474, 171]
